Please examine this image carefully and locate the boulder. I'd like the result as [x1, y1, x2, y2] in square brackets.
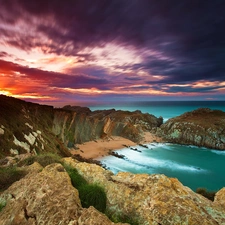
[0, 163, 126, 225]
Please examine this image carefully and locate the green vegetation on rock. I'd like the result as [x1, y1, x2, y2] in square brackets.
[196, 187, 216, 201]
[18, 152, 62, 167]
[64, 164, 107, 213]
[64, 164, 87, 188]
[0, 166, 26, 191]
[79, 183, 107, 213]
[106, 210, 139, 225]
[0, 198, 6, 212]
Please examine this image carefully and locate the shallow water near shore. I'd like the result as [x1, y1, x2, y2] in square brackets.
[99, 143, 225, 191]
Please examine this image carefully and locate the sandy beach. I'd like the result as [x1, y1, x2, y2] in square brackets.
[70, 132, 163, 159]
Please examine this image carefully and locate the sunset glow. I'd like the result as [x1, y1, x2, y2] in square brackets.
[0, 0, 224, 105]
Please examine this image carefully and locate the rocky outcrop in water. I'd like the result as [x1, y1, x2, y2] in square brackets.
[156, 108, 225, 150]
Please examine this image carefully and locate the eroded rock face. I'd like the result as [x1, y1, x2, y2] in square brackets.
[156, 108, 225, 150]
[0, 95, 162, 159]
[0, 163, 125, 225]
[0, 95, 71, 159]
[53, 107, 162, 146]
[0, 163, 81, 225]
[63, 158, 225, 225]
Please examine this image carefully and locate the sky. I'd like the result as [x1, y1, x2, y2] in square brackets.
[0, 0, 225, 106]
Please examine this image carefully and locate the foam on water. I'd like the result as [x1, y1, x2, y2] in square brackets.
[113, 146, 206, 173]
[211, 150, 225, 155]
[99, 142, 225, 191]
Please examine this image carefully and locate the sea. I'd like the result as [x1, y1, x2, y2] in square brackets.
[88, 101, 225, 191]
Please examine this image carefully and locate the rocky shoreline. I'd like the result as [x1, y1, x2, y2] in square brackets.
[1, 95, 225, 224]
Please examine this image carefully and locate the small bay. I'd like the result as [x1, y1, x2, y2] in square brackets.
[89, 101, 225, 191]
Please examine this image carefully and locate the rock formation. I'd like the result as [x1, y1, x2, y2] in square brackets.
[0, 95, 162, 159]
[156, 108, 225, 150]
[0, 95, 70, 159]
[53, 106, 163, 147]
[0, 163, 127, 225]
[2, 158, 224, 224]
[62, 158, 225, 224]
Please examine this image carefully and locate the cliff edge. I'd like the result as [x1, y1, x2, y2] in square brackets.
[1, 159, 225, 225]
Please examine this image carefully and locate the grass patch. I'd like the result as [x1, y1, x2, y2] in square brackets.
[0, 198, 6, 212]
[63, 164, 87, 189]
[79, 183, 107, 213]
[106, 210, 139, 225]
[196, 187, 216, 201]
[64, 164, 107, 213]
[18, 152, 62, 167]
[0, 166, 26, 191]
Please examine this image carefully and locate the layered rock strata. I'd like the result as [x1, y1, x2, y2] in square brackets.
[156, 108, 225, 150]
[0, 95, 162, 159]
[53, 106, 163, 146]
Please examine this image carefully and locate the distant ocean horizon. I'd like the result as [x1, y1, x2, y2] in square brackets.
[89, 101, 225, 122]
[88, 101, 225, 191]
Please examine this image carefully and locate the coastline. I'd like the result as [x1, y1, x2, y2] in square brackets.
[70, 132, 163, 159]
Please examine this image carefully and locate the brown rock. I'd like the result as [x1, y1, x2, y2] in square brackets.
[78, 206, 128, 225]
[0, 163, 82, 224]
[63, 157, 225, 225]
[53, 107, 162, 145]
[214, 187, 225, 208]
[0, 162, 128, 225]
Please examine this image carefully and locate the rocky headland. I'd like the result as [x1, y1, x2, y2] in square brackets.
[155, 108, 225, 150]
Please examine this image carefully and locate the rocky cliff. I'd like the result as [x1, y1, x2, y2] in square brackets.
[53, 106, 163, 147]
[1, 159, 225, 225]
[0, 95, 162, 160]
[156, 108, 225, 150]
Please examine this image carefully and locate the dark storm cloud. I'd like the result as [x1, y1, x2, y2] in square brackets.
[125, 77, 142, 81]
[0, 0, 225, 86]
[165, 85, 225, 93]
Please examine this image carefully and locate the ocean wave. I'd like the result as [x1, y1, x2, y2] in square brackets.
[163, 118, 169, 122]
[120, 154, 206, 173]
[211, 150, 225, 155]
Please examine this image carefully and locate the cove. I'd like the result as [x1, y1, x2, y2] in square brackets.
[100, 143, 225, 191]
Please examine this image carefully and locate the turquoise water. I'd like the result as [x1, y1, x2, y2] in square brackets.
[100, 144, 225, 191]
[89, 101, 225, 191]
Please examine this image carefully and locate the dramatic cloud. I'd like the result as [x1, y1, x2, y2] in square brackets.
[0, 0, 224, 104]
